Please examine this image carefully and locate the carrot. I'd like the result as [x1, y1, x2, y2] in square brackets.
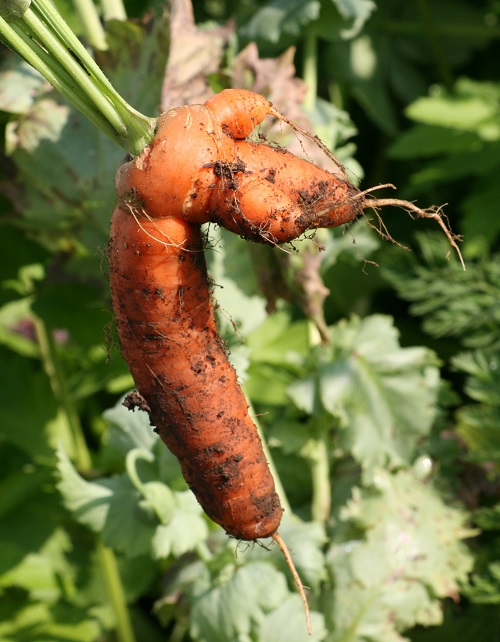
[108, 204, 283, 541]
[115, 88, 463, 267]
[109, 202, 312, 632]
[114, 89, 364, 243]
[110, 89, 463, 635]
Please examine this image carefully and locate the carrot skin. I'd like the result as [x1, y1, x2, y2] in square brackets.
[114, 105, 231, 223]
[108, 205, 283, 540]
[222, 141, 363, 243]
[204, 88, 272, 139]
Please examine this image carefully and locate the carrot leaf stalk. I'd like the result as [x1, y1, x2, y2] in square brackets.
[0, 0, 155, 155]
[272, 531, 312, 636]
[72, 0, 108, 51]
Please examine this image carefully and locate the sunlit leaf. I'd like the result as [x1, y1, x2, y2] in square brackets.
[289, 315, 441, 476]
[327, 469, 474, 641]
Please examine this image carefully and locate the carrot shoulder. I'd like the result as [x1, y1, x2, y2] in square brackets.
[108, 205, 283, 540]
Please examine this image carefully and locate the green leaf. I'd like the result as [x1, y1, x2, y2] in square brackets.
[290, 315, 441, 476]
[245, 313, 309, 405]
[141, 481, 176, 524]
[389, 125, 480, 160]
[406, 79, 500, 139]
[56, 447, 156, 557]
[0, 597, 103, 642]
[207, 227, 268, 338]
[383, 237, 500, 350]
[103, 396, 158, 456]
[0, 346, 60, 457]
[152, 491, 208, 559]
[0, 59, 46, 114]
[0, 488, 75, 601]
[190, 562, 290, 642]
[247, 312, 309, 366]
[327, 469, 474, 641]
[0, 527, 73, 600]
[259, 594, 327, 642]
[465, 561, 500, 605]
[241, 0, 320, 44]
[329, 0, 376, 39]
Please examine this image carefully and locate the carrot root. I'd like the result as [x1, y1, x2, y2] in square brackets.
[364, 197, 465, 271]
[272, 531, 312, 636]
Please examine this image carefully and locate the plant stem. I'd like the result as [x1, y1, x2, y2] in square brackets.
[100, 0, 127, 21]
[302, 28, 317, 111]
[96, 539, 137, 642]
[308, 426, 331, 524]
[34, 316, 92, 470]
[0, 0, 155, 154]
[33, 315, 136, 642]
[246, 394, 292, 515]
[73, 0, 108, 50]
[306, 324, 331, 525]
[125, 448, 154, 494]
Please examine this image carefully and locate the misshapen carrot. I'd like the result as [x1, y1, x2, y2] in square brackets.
[108, 204, 283, 541]
[110, 89, 462, 635]
[115, 89, 363, 244]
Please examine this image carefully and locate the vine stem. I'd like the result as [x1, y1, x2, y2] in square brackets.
[308, 424, 331, 525]
[304, 324, 332, 525]
[33, 315, 136, 642]
[101, 0, 127, 21]
[0, 0, 155, 154]
[34, 316, 91, 470]
[302, 28, 317, 112]
[96, 540, 137, 642]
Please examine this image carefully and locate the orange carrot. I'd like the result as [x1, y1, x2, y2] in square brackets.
[109, 89, 463, 636]
[108, 204, 283, 541]
[114, 89, 363, 244]
[115, 88, 462, 263]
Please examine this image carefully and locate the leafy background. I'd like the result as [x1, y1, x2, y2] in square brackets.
[0, 0, 499, 641]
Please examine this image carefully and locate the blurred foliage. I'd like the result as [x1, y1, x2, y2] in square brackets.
[0, 0, 499, 641]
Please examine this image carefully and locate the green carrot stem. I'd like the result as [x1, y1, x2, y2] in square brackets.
[0, 0, 155, 154]
[72, 0, 108, 50]
[302, 28, 317, 111]
[96, 540, 137, 642]
[100, 0, 127, 21]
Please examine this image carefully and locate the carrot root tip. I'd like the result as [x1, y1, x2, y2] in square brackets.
[272, 531, 312, 636]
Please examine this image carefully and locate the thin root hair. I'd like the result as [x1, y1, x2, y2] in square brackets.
[268, 104, 349, 181]
[365, 197, 465, 271]
[123, 201, 202, 254]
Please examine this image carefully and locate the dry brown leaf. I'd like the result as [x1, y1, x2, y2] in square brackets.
[231, 43, 343, 175]
[161, 0, 233, 110]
